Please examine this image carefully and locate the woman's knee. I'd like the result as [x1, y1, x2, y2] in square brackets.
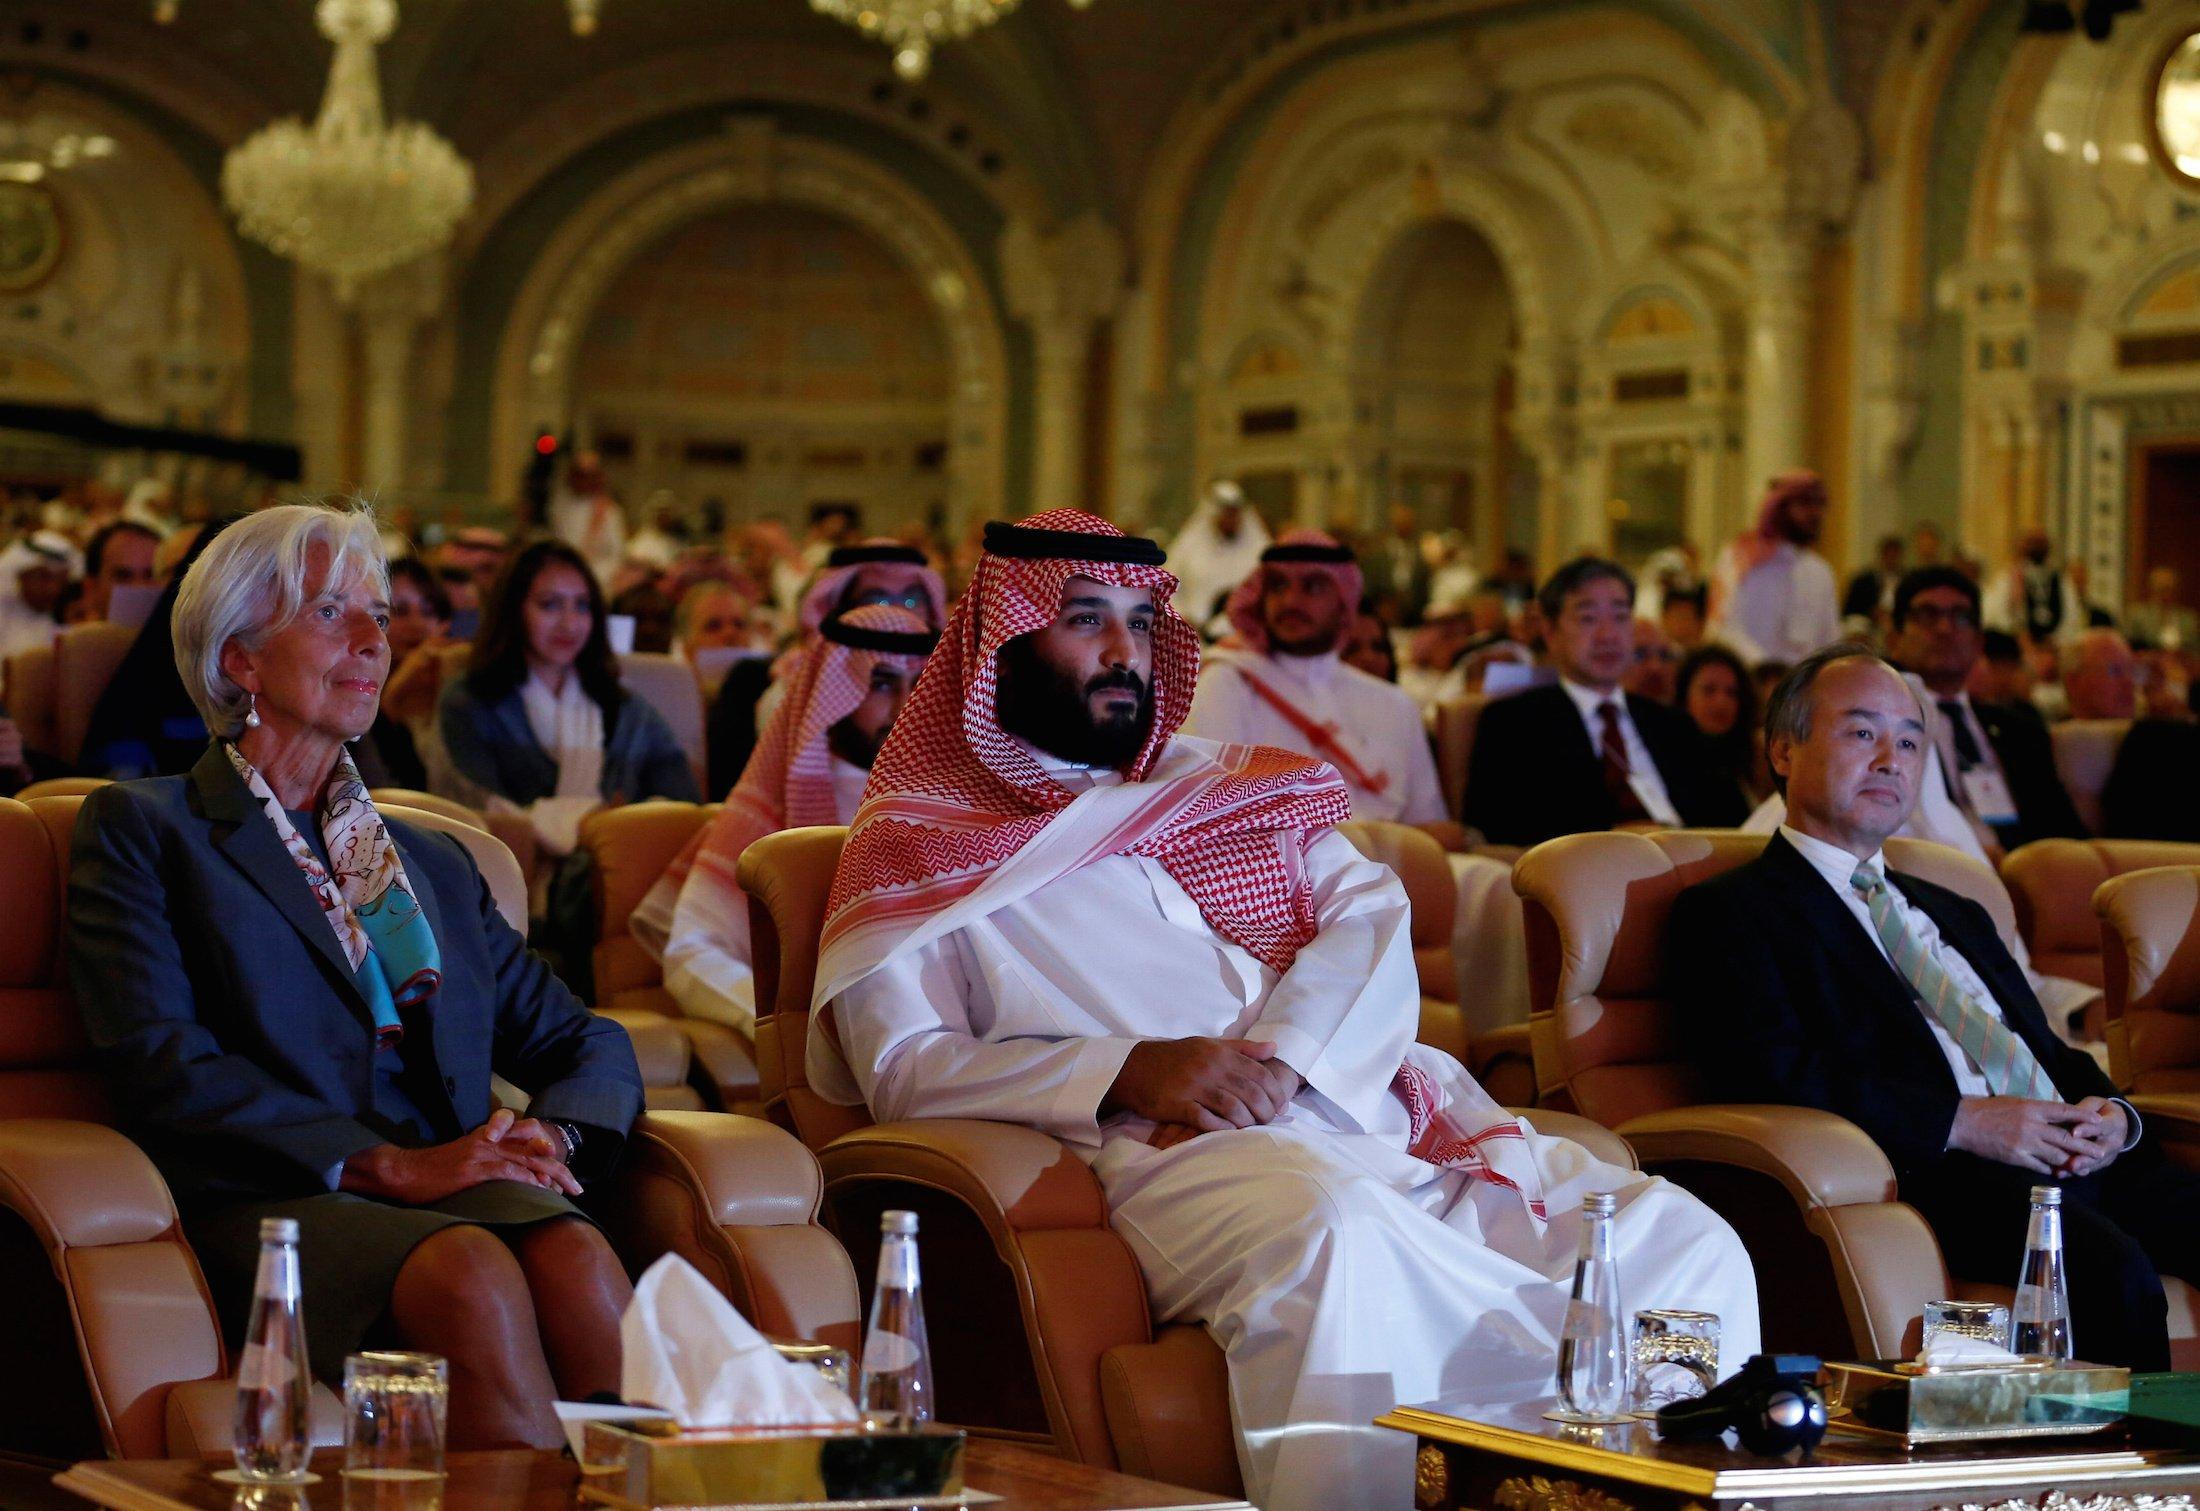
[514, 1218, 625, 1281]
[393, 1225, 532, 1319]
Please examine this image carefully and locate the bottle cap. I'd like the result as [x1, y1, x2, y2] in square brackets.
[1582, 1192, 1617, 1216]
[880, 1209, 918, 1235]
[2029, 1185, 2062, 1207]
[259, 1217, 300, 1243]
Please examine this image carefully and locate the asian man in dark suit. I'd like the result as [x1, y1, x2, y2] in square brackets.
[1462, 557, 1747, 847]
[1668, 646, 2200, 1369]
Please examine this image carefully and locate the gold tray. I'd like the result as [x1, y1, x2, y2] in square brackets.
[578, 1420, 967, 1509]
[1823, 1359, 2130, 1446]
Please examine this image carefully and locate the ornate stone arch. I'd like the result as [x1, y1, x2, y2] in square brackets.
[488, 124, 1009, 521]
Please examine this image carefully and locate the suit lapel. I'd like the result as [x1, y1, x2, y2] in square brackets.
[189, 744, 373, 1023]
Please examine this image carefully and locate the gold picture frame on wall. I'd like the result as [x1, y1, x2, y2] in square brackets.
[0, 179, 64, 293]
[2150, 28, 2200, 189]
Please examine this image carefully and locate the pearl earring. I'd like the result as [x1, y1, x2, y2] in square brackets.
[244, 693, 261, 731]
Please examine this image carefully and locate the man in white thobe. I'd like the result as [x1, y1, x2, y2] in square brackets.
[1165, 479, 1271, 637]
[810, 511, 1760, 1511]
[1709, 471, 1841, 666]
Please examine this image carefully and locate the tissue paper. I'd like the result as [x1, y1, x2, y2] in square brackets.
[621, 1254, 859, 1428]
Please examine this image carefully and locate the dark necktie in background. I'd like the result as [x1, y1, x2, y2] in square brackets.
[1598, 701, 1651, 823]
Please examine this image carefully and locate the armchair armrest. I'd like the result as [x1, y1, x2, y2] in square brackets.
[0, 1118, 178, 1249]
[1616, 1104, 1897, 1211]
[600, 1112, 859, 1351]
[2128, 1093, 2200, 1170]
[1515, 1107, 1635, 1171]
[1415, 820, 1472, 854]
[819, 1119, 1111, 1236]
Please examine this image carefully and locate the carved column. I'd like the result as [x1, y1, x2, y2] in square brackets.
[354, 258, 444, 492]
[1002, 213, 1125, 512]
[1743, 216, 1814, 494]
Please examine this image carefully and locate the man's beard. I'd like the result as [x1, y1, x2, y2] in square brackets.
[1266, 612, 1342, 658]
[827, 713, 887, 768]
[996, 636, 1154, 767]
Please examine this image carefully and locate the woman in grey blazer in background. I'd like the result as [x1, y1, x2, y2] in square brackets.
[65, 502, 644, 1451]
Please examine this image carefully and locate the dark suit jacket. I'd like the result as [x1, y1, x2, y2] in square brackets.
[1972, 698, 2085, 848]
[436, 678, 700, 809]
[2102, 719, 2200, 842]
[66, 744, 644, 1210]
[1461, 683, 1748, 846]
[1669, 833, 2117, 1176]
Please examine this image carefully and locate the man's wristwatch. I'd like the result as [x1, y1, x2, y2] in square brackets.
[547, 1120, 585, 1167]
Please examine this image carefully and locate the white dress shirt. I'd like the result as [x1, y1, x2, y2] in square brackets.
[1557, 676, 1681, 826]
[1710, 540, 1842, 665]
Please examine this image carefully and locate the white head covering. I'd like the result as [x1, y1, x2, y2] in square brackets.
[1166, 479, 1273, 635]
[0, 530, 79, 660]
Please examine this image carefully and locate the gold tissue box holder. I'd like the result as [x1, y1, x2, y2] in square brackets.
[1823, 1358, 2131, 1445]
[578, 1419, 968, 1509]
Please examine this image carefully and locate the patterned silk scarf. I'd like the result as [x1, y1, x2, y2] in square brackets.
[224, 743, 443, 1046]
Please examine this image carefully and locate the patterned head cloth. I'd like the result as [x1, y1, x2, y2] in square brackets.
[1733, 470, 1826, 574]
[628, 603, 936, 958]
[1223, 530, 1365, 654]
[821, 508, 1351, 975]
[797, 540, 948, 636]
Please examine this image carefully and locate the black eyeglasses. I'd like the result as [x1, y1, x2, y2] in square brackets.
[1904, 604, 1978, 629]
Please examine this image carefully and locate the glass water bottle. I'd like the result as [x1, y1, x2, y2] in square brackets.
[2012, 1185, 2074, 1362]
[1556, 1192, 1630, 1421]
[857, 1210, 934, 1427]
[233, 1216, 313, 1481]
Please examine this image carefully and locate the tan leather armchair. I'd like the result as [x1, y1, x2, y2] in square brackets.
[5, 643, 56, 756]
[739, 824, 1634, 1497]
[1339, 819, 1534, 1106]
[2004, 838, 2200, 987]
[0, 794, 853, 1462]
[1430, 693, 1488, 819]
[580, 800, 761, 1114]
[52, 622, 137, 766]
[366, 786, 489, 832]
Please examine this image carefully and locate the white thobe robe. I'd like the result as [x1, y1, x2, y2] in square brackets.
[1709, 540, 1841, 666]
[661, 756, 869, 1036]
[1182, 650, 1529, 1031]
[1167, 512, 1272, 637]
[829, 752, 1759, 1511]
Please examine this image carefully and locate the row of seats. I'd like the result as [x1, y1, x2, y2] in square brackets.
[0, 793, 857, 1462]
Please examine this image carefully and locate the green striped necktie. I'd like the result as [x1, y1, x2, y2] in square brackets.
[1850, 864, 2059, 1102]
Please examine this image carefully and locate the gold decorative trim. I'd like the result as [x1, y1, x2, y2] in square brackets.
[1415, 1443, 1450, 1508]
[1494, 1474, 1638, 1511]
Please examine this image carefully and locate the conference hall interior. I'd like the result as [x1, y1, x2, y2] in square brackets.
[7, 1, 2200, 1509]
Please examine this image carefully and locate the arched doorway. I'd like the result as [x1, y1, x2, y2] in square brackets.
[1353, 219, 1520, 568]
[570, 204, 952, 536]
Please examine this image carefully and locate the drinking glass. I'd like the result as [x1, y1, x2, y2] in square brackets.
[342, 1352, 448, 1484]
[1630, 1309, 1721, 1416]
[1921, 1300, 2011, 1353]
[772, 1340, 854, 1404]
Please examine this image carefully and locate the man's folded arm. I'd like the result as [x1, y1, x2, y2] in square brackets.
[1668, 886, 1963, 1170]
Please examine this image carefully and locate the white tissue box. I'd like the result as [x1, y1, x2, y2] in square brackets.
[577, 1419, 967, 1508]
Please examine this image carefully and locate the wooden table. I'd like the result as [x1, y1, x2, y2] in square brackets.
[55, 1442, 1254, 1511]
[1378, 1394, 2200, 1511]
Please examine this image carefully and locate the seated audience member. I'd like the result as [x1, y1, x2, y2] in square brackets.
[1889, 567, 2083, 854]
[630, 604, 935, 1038]
[1184, 532, 1444, 824]
[1341, 598, 1400, 683]
[672, 581, 755, 696]
[69, 502, 642, 1447]
[813, 511, 1757, 1511]
[2062, 628, 2138, 722]
[437, 539, 700, 861]
[1625, 617, 1680, 704]
[1671, 647, 2195, 1369]
[1708, 472, 1841, 666]
[80, 518, 238, 779]
[608, 580, 674, 656]
[1842, 533, 1905, 625]
[0, 529, 76, 662]
[1983, 528, 2082, 647]
[1165, 478, 1271, 637]
[369, 557, 453, 790]
[1676, 643, 1763, 811]
[2125, 566, 2197, 654]
[0, 713, 68, 794]
[1660, 584, 1709, 651]
[706, 542, 944, 795]
[1463, 557, 1746, 846]
[1969, 629, 2032, 706]
[81, 519, 161, 622]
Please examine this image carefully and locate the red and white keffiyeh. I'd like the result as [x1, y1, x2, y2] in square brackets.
[630, 603, 935, 958]
[1221, 529, 1365, 654]
[808, 509, 1543, 1220]
[797, 542, 947, 636]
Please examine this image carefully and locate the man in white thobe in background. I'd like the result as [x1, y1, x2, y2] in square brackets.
[1165, 478, 1270, 637]
[1709, 471, 1841, 666]
[809, 510, 1760, 1511]
[1185, 530, 1528, 1031]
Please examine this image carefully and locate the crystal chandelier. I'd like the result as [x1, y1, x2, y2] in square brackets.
[810, 0, 1094, 82]
[220, 0, 473, 299]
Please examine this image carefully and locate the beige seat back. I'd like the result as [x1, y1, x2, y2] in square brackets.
[1338, 820, 1455, 1002]
[1430, 693, 1489, 820]
[2004, 838, 2200, 988]
[619, 652, 707, 790]
[580, 801, 713, 1018]
[740, 827, 873, 1151]
[6, 644, 56, 756]
[2050, 718, 2131, 835]
[53, 623, 138, 766]
[2095, 865, 2200, 1095]
[367, 787, 487, 833]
